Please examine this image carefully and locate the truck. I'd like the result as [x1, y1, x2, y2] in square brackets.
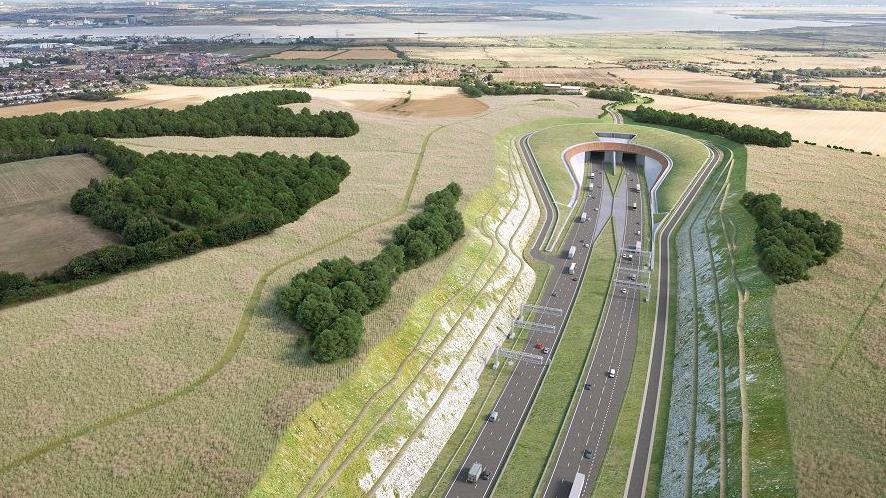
[467, 462, 484, 483]
[588, 182, 594, 190]
[579, 212, 588, 223]
[635, 182, 641, 192]
[568, 472, 586, 498]
[568, 262, 576, 275]
[567, 245, 576, 259]
[631, 202, 638, 210]
[635, 240, 642, 252]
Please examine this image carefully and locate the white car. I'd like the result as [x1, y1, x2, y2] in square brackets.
[542, 347, 551, 354]
[607, 368, 616, 378]
[621, 288, 627, 294]
[636, 230, 641, 236]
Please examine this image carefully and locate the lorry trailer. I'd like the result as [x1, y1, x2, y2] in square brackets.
[467, 462, 483, 483]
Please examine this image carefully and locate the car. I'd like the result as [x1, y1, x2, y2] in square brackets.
[480, 470, 491, 480]
[583, 448, 593, 459]
[621, 288, 627, 294]
[593, 207, 599, 212]
[630, 274, 637, 281]
[572, 277, 578, 281]
[607, 368, 616, 378]
[542, 347, 551, 354]
[488, 411, 498, 422]
[584, 383, 591, 390]
[584, 243, 590, 248]
[551, 292, 557, 297]
[636, 230, 641, 236]
[535, 342, 544, 349]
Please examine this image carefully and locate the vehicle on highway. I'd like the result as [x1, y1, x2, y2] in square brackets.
[567, 245, 576, 259]
[480, 469, 491, 480]
[488, 411, 498, 422]
[630, 274, 637, 281]
[543, 347, 550, 354]
[631, 202, 638, 210]
[467, 462, 484, 483]
[579, 212, 588, 223]
[568, 262, 576, 275]
[535, 342, 544, 350]
[589, 172, 595, 178]
[636, 230, 641, 236]
[583, 448, 593, 459]
[607, 368, 616, 378]
[584, 383, 591, 390]
[569, 472, 586, 498]
[584, 243, 590, 248]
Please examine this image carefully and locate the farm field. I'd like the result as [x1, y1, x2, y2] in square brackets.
[0, 154, 119, 276]
[646, 93, 886, 156]
[0, 91, 602, 496]
[306, 84, 489, 117]
[746, 144, 885, 497]
[609, 68, 782, 97]
[493, 67, 622, 85]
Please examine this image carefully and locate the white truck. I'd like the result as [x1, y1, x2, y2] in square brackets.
[467, 462, 484, 483]
[634, 182, 641, 192]
[568, 262, 576, 275]
[579, 212, 588, 223]
[567, 245, 576, 259]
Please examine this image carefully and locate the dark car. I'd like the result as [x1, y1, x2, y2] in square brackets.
[480, 470, 491, 480]
[584, 383, 592, 390]
[583, 448, 593, 459]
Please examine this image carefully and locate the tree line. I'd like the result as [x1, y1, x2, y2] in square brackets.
[624, 106, 793, 147]
[0, 90, 358, 142]
[586, 87, 636, 103]
[741, 192, 843, 283]
[276, 183, 465, 363]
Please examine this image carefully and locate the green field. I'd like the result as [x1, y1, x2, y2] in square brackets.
[493, 220, 616, 497]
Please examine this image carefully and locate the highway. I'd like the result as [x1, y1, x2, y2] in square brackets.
[541, 161, 645, 498]
[624, 143, 723, 498]
[444, 135, 607, 498]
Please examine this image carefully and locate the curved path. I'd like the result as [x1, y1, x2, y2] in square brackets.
[624, 142, 723, 497]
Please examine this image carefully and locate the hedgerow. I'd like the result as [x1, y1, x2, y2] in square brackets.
[741, 191, 843, 283]
[624, 105, 792, 147]
[277, 183, 465, 363]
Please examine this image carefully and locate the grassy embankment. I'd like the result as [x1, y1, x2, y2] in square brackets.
[253, 120, 536, 496]
[614, 122, 796, 496]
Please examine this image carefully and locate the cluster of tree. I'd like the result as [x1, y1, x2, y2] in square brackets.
[624, 106, 793, 147]
[70, 90, 121, 102]
[71, 148, 349, 243]
[277, 183, 464, 363]
[761, 93, 886, 112]
[434, 76, 561, 98]
[741, 192, 843, 284]
[586, 86, 636, 103]
[0, 149, 350, 306]
[0, 90, 358, 141]
[795, 66, 884, 78]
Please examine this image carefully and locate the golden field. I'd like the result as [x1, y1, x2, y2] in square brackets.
[746, 143, 885, 497]
[647, 93, 886, 155]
